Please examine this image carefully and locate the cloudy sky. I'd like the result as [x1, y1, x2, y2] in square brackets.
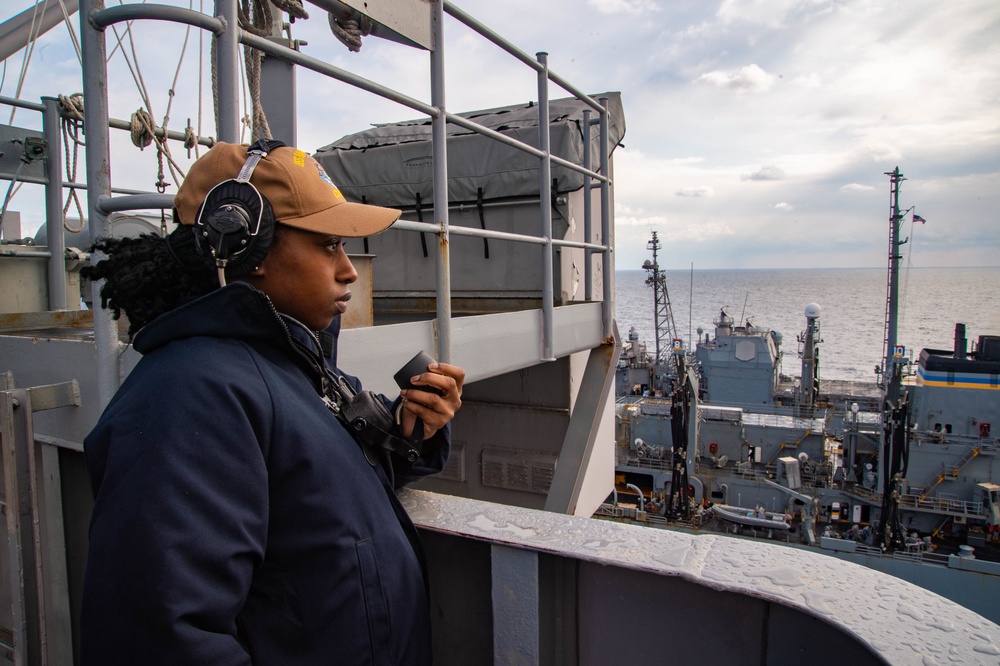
[2, 0, 998, 269]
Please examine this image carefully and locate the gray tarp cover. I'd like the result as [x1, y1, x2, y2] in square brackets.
[313, 92, 624, 207]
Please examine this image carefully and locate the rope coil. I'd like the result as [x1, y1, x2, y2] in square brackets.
[328, 12, 372, 52]
[130, 108, 157, 149]
[58, 93, 85, 121]
[272, 0, 309, 21]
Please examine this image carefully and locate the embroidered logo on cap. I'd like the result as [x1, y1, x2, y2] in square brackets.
[309, 156, 345, 200]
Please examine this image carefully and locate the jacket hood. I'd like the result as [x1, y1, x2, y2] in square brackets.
[132, 282, 298, 355]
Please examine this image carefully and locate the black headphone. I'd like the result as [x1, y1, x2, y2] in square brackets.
[194, 139, 286, 280]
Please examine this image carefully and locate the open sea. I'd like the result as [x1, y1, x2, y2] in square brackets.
[614, 267, 1000, 383]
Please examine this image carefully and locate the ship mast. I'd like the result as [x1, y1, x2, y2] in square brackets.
[875, 166, 910, 552]
[642, 231, 678, 365]
[880, 166, 907, 381]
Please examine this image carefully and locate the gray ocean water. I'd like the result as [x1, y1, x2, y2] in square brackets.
[614, 267, 1000, 383]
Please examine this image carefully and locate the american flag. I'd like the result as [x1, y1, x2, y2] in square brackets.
[913, 214, 926, 224]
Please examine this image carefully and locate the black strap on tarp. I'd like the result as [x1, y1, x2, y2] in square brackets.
[415, 192, 429, 258]
[360, 196, 370, 254]
[476, 187, 490, 259]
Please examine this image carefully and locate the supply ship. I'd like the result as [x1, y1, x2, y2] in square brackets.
[2, 1, 999, 663]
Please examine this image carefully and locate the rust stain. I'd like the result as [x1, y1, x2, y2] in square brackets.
[0, 310, 94, 332]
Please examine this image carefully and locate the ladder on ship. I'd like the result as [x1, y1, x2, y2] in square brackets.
[919, 444, 982, 500]
[643, 230, 679, 365]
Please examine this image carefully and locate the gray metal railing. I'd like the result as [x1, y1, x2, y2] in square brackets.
[76, 0, 614, 406]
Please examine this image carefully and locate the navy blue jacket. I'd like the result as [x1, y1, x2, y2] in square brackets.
[81, 283, 448, 665]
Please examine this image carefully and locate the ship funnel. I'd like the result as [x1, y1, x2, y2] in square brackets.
[954, 323, 967, 359]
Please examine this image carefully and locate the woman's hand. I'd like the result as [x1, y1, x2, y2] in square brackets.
[399, 363, 465, 440]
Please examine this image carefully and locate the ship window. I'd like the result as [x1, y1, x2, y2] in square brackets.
[933, 423, 942, 432]
[945, 424, 952, 434]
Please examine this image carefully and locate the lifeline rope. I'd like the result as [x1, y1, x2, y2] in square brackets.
[328, 12, 372, 53]
[59, 93, 86, 233]
[238, 0, 273, 141]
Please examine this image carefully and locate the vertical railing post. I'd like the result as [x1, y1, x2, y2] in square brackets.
[41, 96, 67, 310]
[536, 52, 554, 361]
[215, 0, 241, 142]
[2, 390, 34, 665]
[582, 108, 592, 302]
[80, 0, 123, 409]
[430, 0, 452, 362]
[491, 545, 539, 664]
[598, 97, 613, 339]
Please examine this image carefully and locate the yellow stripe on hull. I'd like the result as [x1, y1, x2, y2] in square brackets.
[917, 376, 1000, 390]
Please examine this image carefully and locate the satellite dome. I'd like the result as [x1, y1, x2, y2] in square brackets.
[804, 303, 821, 319]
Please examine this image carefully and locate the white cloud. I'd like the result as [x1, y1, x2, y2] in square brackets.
[856, 142, 903, 163]
[774, 202, 794, 210]
[615, 214, 667, 227]
[793, 73, 822, 88]
[676, 221, 737, 242]
[676, 186, 715, 198]
[840, 183, 874, 193]
[695, 64, 775, 93]
[586, 0, 659, 15]
[742, 165, 786, 181]
[716, 0, 808, 28]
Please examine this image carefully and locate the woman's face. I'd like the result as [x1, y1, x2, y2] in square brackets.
[245, 225, 358, 331]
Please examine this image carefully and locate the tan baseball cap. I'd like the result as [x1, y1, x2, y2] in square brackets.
[174, 141, 400, 237]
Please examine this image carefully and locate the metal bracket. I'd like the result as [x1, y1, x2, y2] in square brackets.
[21, 137, 47, 162]
[25, 381, 81, 412]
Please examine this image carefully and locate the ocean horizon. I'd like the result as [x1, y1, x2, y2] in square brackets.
[614, 266, 1000, 383]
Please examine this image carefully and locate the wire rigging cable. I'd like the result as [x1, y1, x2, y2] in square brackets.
[104, 2, 200, 190]
[8, 0, 46, 125]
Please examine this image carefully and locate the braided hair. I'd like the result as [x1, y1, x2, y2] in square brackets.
[81, 225, 221, 338]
